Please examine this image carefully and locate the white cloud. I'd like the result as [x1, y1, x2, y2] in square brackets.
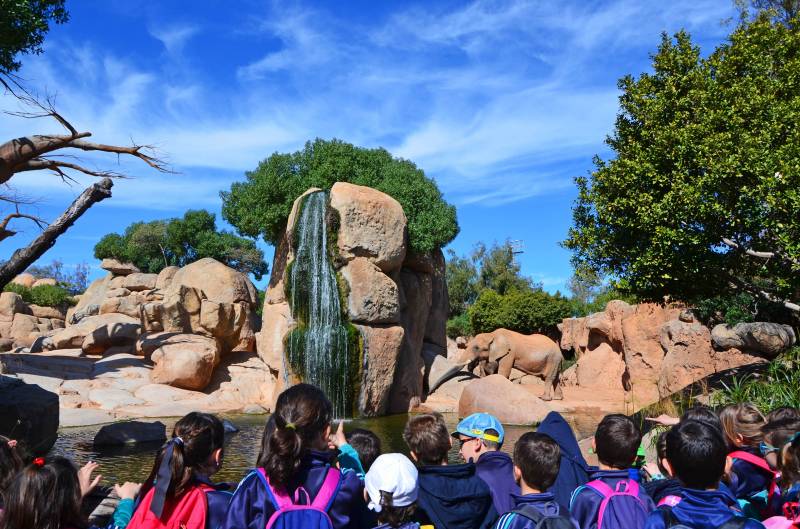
[149, 24, 200, 55]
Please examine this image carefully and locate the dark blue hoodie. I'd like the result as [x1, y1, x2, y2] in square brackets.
[728, 447, 774, 500]
[642, 488, 765, 529]
[417, 462, 498, 529]
[537, 412, 591, 508]
[475, 450, 521, 515]
[493, 492, 579, 529]
[219, 449, 364, 529]
[569, 469, 655, 529]
[643, 478, 682, 506]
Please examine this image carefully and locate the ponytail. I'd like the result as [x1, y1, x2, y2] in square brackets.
[140, 412, 224, 518]
[263, 384, 332, 491]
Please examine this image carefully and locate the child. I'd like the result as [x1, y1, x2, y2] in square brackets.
[762, 429, 800, 528]
[0, 435, 22, 509]
[403, 412, 497, 529]
[348, 428, 381, 472]
[452, 413, 520, 514]
[220, 383, 364, 529]
[761, 419, 800, 470]
[642, 431, 682, 507]
[643, 420, 765, 529]
[364, 453, 420, 529]
[766, 408, 800, 424]
[569, 414, 654, 529]
[0, 456, 138, 529]
[537, 412, 591, 508]
[128, 412, 232, 529]
[493, 432, 577, 529]
[720, 404, 777, 514]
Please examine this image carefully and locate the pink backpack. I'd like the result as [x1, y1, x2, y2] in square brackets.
[657, 495, 682, 507]
[254, 466, 342, 529]
[763, 502, 800, 529]
[585, 479, 650, 529]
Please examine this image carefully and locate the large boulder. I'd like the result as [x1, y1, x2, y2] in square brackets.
[123, 273, 158, 292]
[155, 266, 179, 291]
[9, 313, 39, 346]
[575, 342, 628, 389]
[100, 259, 140, 276]
[329, 182, 407, 272]
[11, 273, 36, 288]
[0, 375, 59, 454]
[167, 258, 257, 305]
[47, 313, 140, 351]
[28, 304, 66, 320]
[711, 322, 796, 359]
[81, 316, 142, 355]
[93, 420, 166, 446]
[0, 292, 29, 322]
[150, 333, 220, 390]
[32, 278, 57, 287]
[357, 325, 405, 415]
[341, 258, 400, 324]
[459, 375, 551, 425]
[72, 275, 112, 323]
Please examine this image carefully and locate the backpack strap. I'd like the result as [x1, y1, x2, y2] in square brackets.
[310, 467, 342, 511]
[587, 479, 643, 529]
[256, 468, 293, 511]
[730, 450, 780, 505]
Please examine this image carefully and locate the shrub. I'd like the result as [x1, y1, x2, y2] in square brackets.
[446, 313, 472, 339]
[3, 282, 31, 302]
[469, 288, 572, 336]
[712, 347, 800, 410]
[2, 283, 74, 307]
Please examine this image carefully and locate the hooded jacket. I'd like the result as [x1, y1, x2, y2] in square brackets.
[569, 469, 655, 529]
[642, 487, 765, 529]
[219, 449, 364, 529]
[416, 462, 498, 529]
[643, 478, 682, 506]
[493, 492, 579, 529]
[728, 447, 774, 500]
[475, 451, 521, 515]
[536, 412, 591, 508]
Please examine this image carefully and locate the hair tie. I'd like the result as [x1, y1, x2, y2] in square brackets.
[173, 436, 184, 446]
[285, 422, 296, 430]
[33, 457, 45, 467]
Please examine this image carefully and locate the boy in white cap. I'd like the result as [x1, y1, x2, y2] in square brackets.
[364, 453, 426, 529]
[453, 412, 520, 514]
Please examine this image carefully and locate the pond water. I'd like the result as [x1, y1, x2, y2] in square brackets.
[51, 412, 596, 487]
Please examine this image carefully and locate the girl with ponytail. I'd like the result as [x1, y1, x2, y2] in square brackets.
[221, 383, 364, 529]
[127, 412, 231, 529]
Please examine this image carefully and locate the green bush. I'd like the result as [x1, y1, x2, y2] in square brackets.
[2, 283, 74, 307]
[713, 347, 800, 410]
[469, 289, 572, 336]
[446, 313, 472, 339]
[221, 138, 459, 255]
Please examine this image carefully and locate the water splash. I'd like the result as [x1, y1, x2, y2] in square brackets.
[288, 191, 353, 417]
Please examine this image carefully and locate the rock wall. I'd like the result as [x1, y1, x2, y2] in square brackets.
[256, 183, 448, 416]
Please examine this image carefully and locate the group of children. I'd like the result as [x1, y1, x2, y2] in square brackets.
[0, 382, 799, 529]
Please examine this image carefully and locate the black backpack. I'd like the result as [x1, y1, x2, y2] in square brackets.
[658, 506, 748, 529]
[511, 505, 575, 529]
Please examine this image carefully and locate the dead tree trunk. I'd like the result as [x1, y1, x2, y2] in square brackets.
[0, 178, 113, 288]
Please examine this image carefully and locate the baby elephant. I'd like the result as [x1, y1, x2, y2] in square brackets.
[432, 328, 564, 400]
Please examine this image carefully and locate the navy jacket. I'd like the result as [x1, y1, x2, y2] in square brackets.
[569, 469, 655, 529]
[728, 448, 773, 500]
[417, 463, 498, 529]
[642, 487, 765, 529]
[475, 451, 520, 515]
[537, 412, 591, 508]
[493, 492, 578, 529]
[219, 450, 364, 529]
[643, 478, 682, 506]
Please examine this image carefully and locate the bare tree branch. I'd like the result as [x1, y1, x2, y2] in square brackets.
[0, 210, 47, 241]
[727, 274, 800, 313]
[15, 158, 126, 179]
[722, 237, 800, 268]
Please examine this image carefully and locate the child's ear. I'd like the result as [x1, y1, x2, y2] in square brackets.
[662, 458, 674, 477]
[409, 451, 419, 462]
[449, 436, 453, 448]
[214, 448, 223, 466]
[591, 437, 596, 453]
[513, 465, 522, 484]
[734, 433, 745, 447]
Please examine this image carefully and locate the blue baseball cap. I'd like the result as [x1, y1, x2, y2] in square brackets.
[452, 413, 505, 444]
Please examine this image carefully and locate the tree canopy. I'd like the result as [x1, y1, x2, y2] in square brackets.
[94, 209, 268, 279]
[563, 15, 800, 314]
[0, 0, 67, 74]
[220, 138, 459, 255]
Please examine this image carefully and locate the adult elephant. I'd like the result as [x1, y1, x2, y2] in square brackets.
[430, 328, 564, 400]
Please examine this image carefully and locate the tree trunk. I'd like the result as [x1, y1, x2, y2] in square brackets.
[0, 178, 113, 288]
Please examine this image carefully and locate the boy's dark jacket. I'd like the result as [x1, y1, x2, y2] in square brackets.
[417, 462, 498, 529]
[219, 449, 364, 529]
[643, 478, 682, 505]
[474, 450, 520, 515]
[492, 492, 578, 529]
[569, 469, 655, 529]
[642, 487, 765, 529]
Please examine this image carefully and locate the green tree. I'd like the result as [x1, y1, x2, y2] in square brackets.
[563, 17, 800, 315]
[469, 289, 572, 336]
[94, 209, 268, 279]
[0, 0, 67, 74]
[221, 138, 459, 255]
[445, 249, 478, 317]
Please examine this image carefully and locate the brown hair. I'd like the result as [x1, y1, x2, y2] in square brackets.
[719, 403, 765, 449]
[140, 412, 225, 506]
[0, 434, 23, 500]
[264, 384, 332, 491]
[0, 456, 86, 529]
[594, 414, 641, 469]
[514, 432, 560, 491]
[376, 490, 418, 528]
[403, 413, 450, 466]
[780, 430, 800, 489]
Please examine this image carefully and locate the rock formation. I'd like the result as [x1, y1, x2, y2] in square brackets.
[0, 375, 59, 454]
[257, 183, 448, 416]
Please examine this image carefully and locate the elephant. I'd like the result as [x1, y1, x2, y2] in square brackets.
[431, 328, 564, 400]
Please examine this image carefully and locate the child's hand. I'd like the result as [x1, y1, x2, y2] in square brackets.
[642, 462, 662, 480]
[6, 439, 17, 449]
[114, 482, 141, 500]
[330, 421, 347, 449]
[645, 414, 679, 426]
[78, 461, 102, 498]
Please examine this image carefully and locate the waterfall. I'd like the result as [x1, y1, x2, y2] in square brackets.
[288, 191, 353, 417]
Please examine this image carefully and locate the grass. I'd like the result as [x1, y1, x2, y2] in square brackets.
[712, 346, 800, 410]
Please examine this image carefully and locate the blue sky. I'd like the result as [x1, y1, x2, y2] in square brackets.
[0, 0, 738, 293]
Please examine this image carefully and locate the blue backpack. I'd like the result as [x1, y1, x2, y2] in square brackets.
[657, 505, 747, 529]
[584, 479, 649, 529]
[254, 466, 342, 529]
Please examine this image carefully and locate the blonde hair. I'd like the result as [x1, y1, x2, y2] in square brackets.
[719, 403, 765, 448]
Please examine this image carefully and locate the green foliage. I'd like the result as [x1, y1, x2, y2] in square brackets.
[25, 260, 90, 294]
[94, 209, 268, 279]
[694, 291, 789, 326]
[469, 288, 572, 336]
[445, 249, 479, 317]
[446, 313, 472, 339]
[0, 0, 67, 74]
[563, 16, 800, 312]
[713, 347, 800, 410]
[3, 282, 73, 307]
[220, 138, 459, 255]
